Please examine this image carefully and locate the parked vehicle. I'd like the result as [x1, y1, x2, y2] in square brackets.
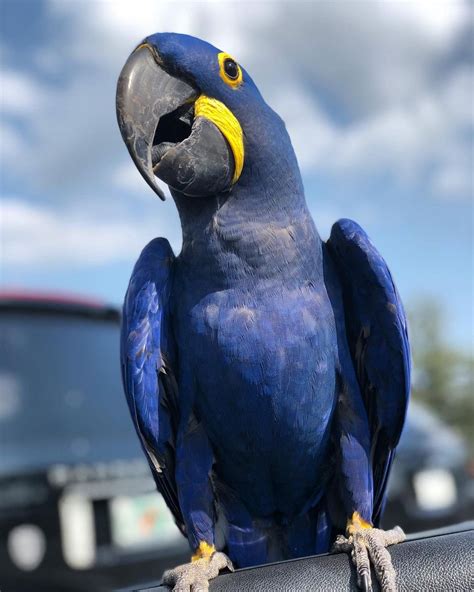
[0, 292, 188, 592]
[0, 291, 471, 591]
[383, 401, 472, 532]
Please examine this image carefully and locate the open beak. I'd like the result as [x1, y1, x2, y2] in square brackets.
[116, 45, 198, 199]
[116, 44, 236, 199]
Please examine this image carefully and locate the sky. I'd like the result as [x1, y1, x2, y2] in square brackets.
[0, 0, 473, 352]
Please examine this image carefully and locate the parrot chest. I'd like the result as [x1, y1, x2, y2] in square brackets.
[176, 280, 338, 514]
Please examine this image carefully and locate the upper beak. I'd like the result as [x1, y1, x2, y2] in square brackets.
[116, 44, 198, 200]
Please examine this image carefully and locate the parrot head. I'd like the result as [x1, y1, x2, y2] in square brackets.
[117, 32, 300, 201]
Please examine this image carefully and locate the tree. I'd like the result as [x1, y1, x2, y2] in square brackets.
[408, 298, 474, 453]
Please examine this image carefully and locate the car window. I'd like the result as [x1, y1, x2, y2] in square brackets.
[0, 311, 142, 474]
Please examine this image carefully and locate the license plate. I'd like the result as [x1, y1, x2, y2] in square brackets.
[109, 492, 183, 549]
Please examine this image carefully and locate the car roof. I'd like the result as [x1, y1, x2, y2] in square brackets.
[0, 289, 120, 321]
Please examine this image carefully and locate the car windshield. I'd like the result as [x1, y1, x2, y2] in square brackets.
[0, 310, 142, 475]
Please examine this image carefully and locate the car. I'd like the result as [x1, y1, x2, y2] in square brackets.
[123, 521, 474, 591]
[1, 291, 471, 591]
[0, 291, 188, 592]
[383, 401, 472, 533]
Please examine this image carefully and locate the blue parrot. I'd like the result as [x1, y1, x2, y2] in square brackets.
[117, 33, 410, 592]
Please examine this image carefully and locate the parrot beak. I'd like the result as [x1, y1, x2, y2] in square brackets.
[116, 45, 198, 200]
[117, 44, 236, 199]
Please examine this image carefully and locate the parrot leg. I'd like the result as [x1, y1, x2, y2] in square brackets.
[162, 543, 233, 592]
[332, 512, 405, 592]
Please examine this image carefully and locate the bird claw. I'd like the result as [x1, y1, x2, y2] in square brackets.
[163, 552, 234, 592]
[332, 524, 405, 592]
[361, 570, 372, 592]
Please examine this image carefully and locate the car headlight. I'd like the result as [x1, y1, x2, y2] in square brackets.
[7, 524, 46, 571]
[413, 468, 457, 511]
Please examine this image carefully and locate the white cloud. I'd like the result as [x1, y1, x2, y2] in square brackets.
[0, 0, 471, 207]
[242, 1, 469, 116]
[113, 162, 147, 194]
[275, 63, 473, 200]
[272, 84, 337, 170]
[1, 198, 181, 266]
[380, 0, 467, 46]
[431, 164, 473, 200]
[112, 160, 171, 199]
[0, 70, 45, 115]
[0, 122, 26, 165]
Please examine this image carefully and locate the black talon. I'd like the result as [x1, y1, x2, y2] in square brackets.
[361, 572, 372, 592]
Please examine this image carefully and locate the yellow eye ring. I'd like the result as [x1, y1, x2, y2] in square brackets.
[218, 52, 243, 88]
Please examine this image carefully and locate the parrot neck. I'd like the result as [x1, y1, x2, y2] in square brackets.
[172, 115, 323, 288]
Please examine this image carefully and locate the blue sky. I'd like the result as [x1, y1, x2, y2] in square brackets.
[1, 0, 472, 352]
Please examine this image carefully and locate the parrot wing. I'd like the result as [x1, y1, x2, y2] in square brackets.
[326, 219, 410, 524]
[120, 237, 184, 533]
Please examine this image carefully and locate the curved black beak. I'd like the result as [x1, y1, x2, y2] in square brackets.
[116, 45, 198, 199]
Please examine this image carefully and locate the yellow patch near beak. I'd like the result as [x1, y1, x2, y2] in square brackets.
[194, 95, 244, 185]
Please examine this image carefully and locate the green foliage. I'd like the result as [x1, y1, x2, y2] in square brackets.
[408, 298, 474, 453]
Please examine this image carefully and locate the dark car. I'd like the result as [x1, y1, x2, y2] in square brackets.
[383, 401, 472, 532]
[1, 292, 471, 592]
[0, 292, 188, 592]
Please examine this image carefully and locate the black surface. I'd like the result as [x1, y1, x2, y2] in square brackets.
[126, 523, 474, 592]
[0, 298, 119, 320]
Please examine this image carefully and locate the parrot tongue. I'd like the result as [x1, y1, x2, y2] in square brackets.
[151, 103, 194, 169]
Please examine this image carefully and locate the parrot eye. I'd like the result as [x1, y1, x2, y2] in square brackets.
[224, 59, 239, 80]
[218, 52, 242, 88]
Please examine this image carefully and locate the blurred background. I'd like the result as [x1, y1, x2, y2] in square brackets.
[0, 1, 473, 591]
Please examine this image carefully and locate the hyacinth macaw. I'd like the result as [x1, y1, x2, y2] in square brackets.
[117, 33, 410, 592]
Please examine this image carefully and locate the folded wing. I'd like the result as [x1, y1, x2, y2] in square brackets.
[327, 219, 410, 524]
[120, 238, 184, 533]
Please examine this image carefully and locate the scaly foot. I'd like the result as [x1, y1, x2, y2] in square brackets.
[163, 542, 233, 592]
[332, 512, 405, 592]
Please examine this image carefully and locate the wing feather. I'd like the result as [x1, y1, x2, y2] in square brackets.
[120, 238, 185, 533]
[327, 219, 410, 524]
